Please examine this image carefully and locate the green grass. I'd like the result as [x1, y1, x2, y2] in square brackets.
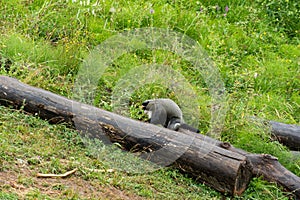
[0, 0, 299, 199]
[0, 193, 19, 200]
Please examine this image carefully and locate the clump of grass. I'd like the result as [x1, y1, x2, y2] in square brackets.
[256, 0, 300, 38]
[0, 192, 19, 200]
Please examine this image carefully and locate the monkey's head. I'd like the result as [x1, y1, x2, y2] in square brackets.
[141, 100, 154, 119]
[141, 100, 150, 110]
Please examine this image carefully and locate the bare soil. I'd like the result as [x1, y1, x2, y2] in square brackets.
[0, 166, 145, 200]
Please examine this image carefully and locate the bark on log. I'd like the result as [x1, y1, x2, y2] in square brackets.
[1, 75, 300, 197]
[269, 121, 300, 150]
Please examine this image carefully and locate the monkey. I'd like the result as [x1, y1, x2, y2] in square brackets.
[142, 98, 182, 131]
[142, 98, 199, 133]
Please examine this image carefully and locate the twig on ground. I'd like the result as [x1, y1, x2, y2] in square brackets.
[36, 168, 77, 178]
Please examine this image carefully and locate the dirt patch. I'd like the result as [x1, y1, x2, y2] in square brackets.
[0, 168, 145, 200]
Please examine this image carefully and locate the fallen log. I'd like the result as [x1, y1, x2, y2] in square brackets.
[249, 117, 300, 150]
[0, 75, 300, 197]
[269, 121, 300, 150]
[0, 75, 251, 195]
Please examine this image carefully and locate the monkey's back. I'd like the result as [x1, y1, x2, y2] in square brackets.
[155, 99, 183, 121]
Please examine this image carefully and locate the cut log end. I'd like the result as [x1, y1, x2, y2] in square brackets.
[234, 160, 252, 195]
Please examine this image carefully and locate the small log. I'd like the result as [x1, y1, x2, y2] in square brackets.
[269, 121, 300, 150]
[0, 75, 252, 195]
[248, 117, 300, 150]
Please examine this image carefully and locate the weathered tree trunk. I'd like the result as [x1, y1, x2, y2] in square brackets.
[269, 121, 300, 150]
[0, 75, 300, 198]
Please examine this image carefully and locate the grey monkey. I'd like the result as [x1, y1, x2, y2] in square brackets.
[142, 98, 199, 133]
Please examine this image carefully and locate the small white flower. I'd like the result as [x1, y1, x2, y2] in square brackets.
[254, 72, 258, 79]
[109, 7, 116, 13]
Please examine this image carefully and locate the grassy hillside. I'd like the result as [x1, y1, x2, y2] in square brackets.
[0, 0, 299, 199]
